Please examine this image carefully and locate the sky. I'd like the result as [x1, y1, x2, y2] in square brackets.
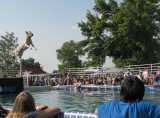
[0, 0, 122, 73]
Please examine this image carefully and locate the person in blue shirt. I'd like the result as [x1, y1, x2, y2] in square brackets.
[95, 76, 160, 118]
[34, 76, 41, 86]
[154, 66, 160, 86]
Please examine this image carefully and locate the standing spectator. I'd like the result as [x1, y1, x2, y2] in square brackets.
[142, 68, 148, 79]
[143, 68, 150, 84]
[28, 77, 34, 86]
[107, 74, 112, 85]
[34, 76, 41, 86]
[40, 77, 45, 86]
[58, 76, 64, 85]
[67, 72, 73, 80]
[67, 77, 73, 85]
[125, 69, 132, 76]
[54, 78, 58, 86]
[137, 71, 144, 80]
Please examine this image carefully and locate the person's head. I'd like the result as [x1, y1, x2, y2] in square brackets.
[120, 76, 145, 103]
[118, 74, 122, 78]
[80, 79, 83, 83]
[7, 92, 36, 118]
[139, 71, 142, 75]
[14, 91, 35, 112]
[85, 80, 90, 85]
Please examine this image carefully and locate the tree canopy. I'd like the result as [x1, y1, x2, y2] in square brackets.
[56, 40, 82, 71]
[78, 0, 160, 67]
[22, 58, 43, 71]
[0, 32, 19, 70]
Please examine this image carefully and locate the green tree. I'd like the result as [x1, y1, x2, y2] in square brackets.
[0, 32, 19, 70]
[78, 0, 160, 67]
[22, 58, 43, 71]
[56, 40, 82, 71]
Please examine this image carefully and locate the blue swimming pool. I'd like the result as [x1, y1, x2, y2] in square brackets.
[1, 88, 160, 113]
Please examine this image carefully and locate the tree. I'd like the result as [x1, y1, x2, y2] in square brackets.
[22, 58, 43, 71]
[56, 40, 82, 71]
[78, 0, 160, 67]
[0, 32, 19, 70]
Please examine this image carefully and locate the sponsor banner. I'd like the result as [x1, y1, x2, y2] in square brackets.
[0, 77, 23, 94]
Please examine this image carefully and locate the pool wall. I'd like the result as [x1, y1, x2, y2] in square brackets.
[53, 85, 160, 92]
[6, 109, 98, 118]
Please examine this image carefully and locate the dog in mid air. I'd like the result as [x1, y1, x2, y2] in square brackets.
[10, 31, 37, 63]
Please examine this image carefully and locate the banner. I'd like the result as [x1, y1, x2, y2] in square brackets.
[0, 77, 24, 94]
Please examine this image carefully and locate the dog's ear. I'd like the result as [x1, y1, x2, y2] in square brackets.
[26, 31, 28, 35]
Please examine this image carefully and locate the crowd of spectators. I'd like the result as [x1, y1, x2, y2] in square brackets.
[26, 67, 160, 87]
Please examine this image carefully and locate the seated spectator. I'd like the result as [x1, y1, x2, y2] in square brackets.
[112, 75, 118, 85]
[74, 78, 79, 85]
[7, 91, 61, 118]
[28, 78, 34, 86]
[49, 79, 55, 87]
[97, 76, 103, 85]
[0, 104, 9, 118]
[58, 76, 64, 85]
[95, 76, 160, 118]
[54, 78, 58, 86]
[85, 79, 94, 86]
[63, 77, 67, 85]
[75, 79, 83, 89]
[143, 68, 150, 84]
[116, 74, 124, 85]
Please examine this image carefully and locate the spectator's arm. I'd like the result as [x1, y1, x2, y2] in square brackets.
[95, 108, 98, 115]
[36, 107, 61, 118]
[153, 75, 158, 81]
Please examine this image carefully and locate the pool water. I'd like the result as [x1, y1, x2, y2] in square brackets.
[1, 90, 160, 113]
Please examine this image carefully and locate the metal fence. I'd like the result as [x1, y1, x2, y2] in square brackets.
[64, 67, 102, 76]
[124, 63, 160, 75]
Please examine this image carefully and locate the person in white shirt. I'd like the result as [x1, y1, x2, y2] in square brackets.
[125, 69, 132, 76]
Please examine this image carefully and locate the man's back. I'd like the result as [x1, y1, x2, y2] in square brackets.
[98, 100, 160, 118]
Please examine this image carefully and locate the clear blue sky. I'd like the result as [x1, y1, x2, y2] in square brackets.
[0, 0, 122, 73]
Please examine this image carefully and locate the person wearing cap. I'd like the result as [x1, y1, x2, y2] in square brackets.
[95, 76, 160, 118]
[153, 66, 160, 86]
